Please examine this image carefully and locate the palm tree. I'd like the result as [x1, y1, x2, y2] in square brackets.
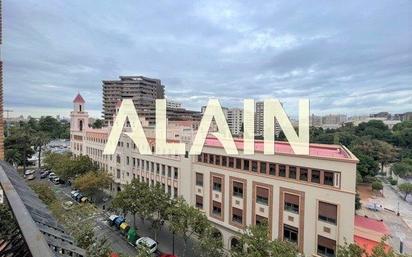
[32, 131, 50, 168]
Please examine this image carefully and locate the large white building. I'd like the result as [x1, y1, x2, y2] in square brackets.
[70, 94, 358, 257]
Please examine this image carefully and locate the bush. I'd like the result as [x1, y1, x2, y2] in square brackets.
[389, 177, 398, 185]
[29, 181, 57, 205]
[363, 175, 377, 184]
[372, 181, 383, 191]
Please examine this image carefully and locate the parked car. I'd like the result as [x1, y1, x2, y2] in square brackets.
[71, 192, 80, 200]
[40, 171, 50, 179]
[114, 216, 126, 229]
[48, 173, 57, 180]
[108, 215, 119, 226]
[135, 237, 158, 253]
[75, 193, 84, 202]
[24, 170, 35, 176]
[26, 174, 35, 180]
[52, 177, 62, 185]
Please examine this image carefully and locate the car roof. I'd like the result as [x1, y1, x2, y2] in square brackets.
[138, 237, 156, 245]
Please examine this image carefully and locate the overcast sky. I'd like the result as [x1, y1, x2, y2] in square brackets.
[4, 0, 412, 118]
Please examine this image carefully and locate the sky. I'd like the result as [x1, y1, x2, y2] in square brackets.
[4, 0, 412, 118]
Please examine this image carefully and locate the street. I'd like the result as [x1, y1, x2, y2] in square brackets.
[36, 174, 200, 257]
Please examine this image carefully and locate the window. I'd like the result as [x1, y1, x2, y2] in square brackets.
[317, 236, 336, 257]
[251, 161, 258, 172]
[232, 208, 243, 224]
[234, 158, 240, 169]
[156, 163, 160, 174]
[197, 154, 202, 162]
[196, 195, 203, 209]
[126, 156, 130, 165]
[233, 181, 243, 198]
[324, 172, 334, 186]
[174, 187, 178, 198]
[146, 161, 149, 171]
[168, 166, 172, 178]
[212, 201, 222, 216]
[283, 225, 298, 244]
[289, 166, 297, 179]
[256, 187, 269, 205]
[284, 193, 299, 214]
[255, 215, 267, 225]
[213, 177, 222, 192]
[116, 155, 121, 164]
[318, 202, 337, 224]
[269, 163, 276, 176]
[209, 154, 215, 164]
[243, 160, 249, 171]
[260, 162, 267, 174]
[116, 169, 120, 179]
[203, 153, 208, 163]
[196, 173, 203, 186]
[162, 165, 165, 176]
[151, 162, 154, 173]
[132, 158, 136, 167]
[279, 165, 286, 177]
[311, 170, 320, 183]
[299, 168, 308, 181]
[222, 156, 227, 166]
[228, 157, 234, 168]
[215, 155, 221, 165]
[174, 167, 178, 179]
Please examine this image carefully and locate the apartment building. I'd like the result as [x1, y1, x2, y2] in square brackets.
[255, 101, 281, 137]
[102, 76, 165, 125]
[70, 94, 358, 257]
[226, 108, 243, 136]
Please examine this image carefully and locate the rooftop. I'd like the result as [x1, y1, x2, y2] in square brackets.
[355, 215, 390, 235]
[73, 93, 85, 103]
[204, 136, 357, 161]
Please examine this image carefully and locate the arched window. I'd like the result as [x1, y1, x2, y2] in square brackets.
[230, 237, 240, 250]
[79, 120, 83, 131]
[79, 104, 82, 112]
[211, 228, 222, 241]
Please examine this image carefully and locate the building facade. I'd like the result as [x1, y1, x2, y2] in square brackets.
[102, 76, 165, 125]
[226, 108, 243, 136]
[70, 94, 358, 257]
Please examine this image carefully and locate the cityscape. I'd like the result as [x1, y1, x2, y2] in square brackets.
[1, 1, 412, 257]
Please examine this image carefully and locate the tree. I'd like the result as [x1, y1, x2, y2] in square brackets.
[135, 246, 153, 257]
[374, 141, 397, 172]
[231, 223, 298, 257]
[391, 160, 412, 178]
[111, 179, 152, 228]
[4, 127, 34, 171]
[337, 238, 410, 257]
[92, 119, 104, 129]
[371, 181, 383, 191]
[197, 226, 225, 257]
[74, 171, 112, 201]
[167, 198, 209, 257]
[398, 183, 412, 201]
[147, 184, 171, 241]
[74, 223, 95, 249]
[86, 237, 112, 257]
[30, 181, 58, 205]
[32, 131, 50, 168]
[337, 241, 365, 257]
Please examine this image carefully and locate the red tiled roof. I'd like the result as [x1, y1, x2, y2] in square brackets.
[354, 235, 391, 255]
[73, 93, 85, 103]
[355, 216, 390, 235]
[203, 136, 353, 160]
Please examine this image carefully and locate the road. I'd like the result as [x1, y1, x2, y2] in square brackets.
[36, 174, 200, 257]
